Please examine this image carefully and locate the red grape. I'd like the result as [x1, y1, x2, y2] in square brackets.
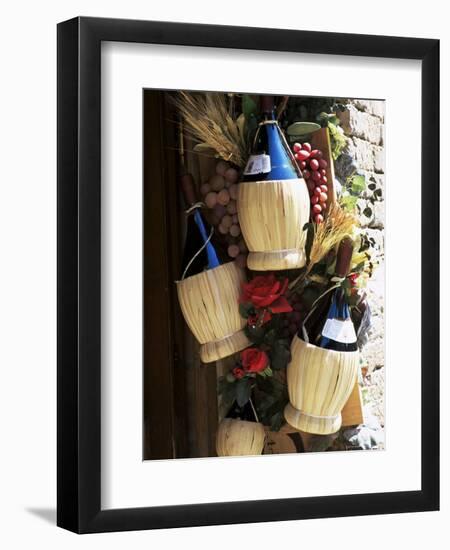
[302, 142, 312, 152]
[215, 160, 229, 176]
[320, 184, 328, 192]
[314, 214, 324, 224]
[310, 149, 323, 159]
[299, 161, 307, 170]
[314, 186, 322, 196]
[312, 170, 321, 182]
[210, 174, 225, 191]
[227, 200, 237, 215]
[302, 169, 311, 180]
[222, 214, 233, 229]
[322, 176, 328, 184]
[217, 189, 230, 206]
[227, 244, 240, 258]
[319, 192, 328, 203]
[293, 142, 302, 152]
[312, 204, 322, 215]
[224, 167, 239, 183]
[229, 224, 241, 237]
[310, 158, 319, 171]
[319, 159, 328, 169]
[229, 184, 239, 200]
[311, 195, 319, 205]
[296, 150, 310, 161]
[205, 192, 218, 208]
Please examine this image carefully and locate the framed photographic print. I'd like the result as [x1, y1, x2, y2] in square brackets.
[57, 16, 439, 533]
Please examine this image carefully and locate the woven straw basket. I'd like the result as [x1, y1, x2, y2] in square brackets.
[216, 418, 266, 456]
[237, 178, 310, 271]
[284, 335, 359, 435]
[176, 261, 250, 363]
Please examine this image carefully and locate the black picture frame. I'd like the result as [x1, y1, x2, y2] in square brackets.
[57, 16, 440, 533]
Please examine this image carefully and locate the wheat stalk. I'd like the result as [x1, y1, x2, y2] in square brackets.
[309, 203, 357, 267]
[172, 91, 248, 167]
[289, 203, 358, 290]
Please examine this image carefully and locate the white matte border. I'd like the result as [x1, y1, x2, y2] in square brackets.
[101, 42, 421, 509]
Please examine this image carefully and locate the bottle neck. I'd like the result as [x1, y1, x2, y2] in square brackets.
[335, 238, 354, 278]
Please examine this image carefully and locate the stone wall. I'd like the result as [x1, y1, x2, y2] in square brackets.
[335, 99, 386, 431]
[335, 99, 385, 233]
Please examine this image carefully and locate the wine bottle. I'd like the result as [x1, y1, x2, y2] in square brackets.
[318, 288, 357, 352]
[180, 173, 220, 278]
[242, 95, 300, 182]
[301, 238, 357, 351]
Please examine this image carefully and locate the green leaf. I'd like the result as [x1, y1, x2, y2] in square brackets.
[287, 121, 321, 137]
[264, 328, 277, 346]
[261, 366, 273, 377]
[350, 175, 366, 195]
[340, 194, 358, 212]
[235, 379, 251, 407]
[270, 411, 285, 432]
[242, 95, 257, 118]
[271, 339, 291, 370]
[239, 302, 253, 319]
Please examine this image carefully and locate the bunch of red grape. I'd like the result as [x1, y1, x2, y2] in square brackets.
[199, 160, 248, 268]
[293, 142, 328, 224]
[281, 293, 304, 338]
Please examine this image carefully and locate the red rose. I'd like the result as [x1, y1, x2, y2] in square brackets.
[241, 274, 292, 314]
[247, 309, 272, 327]
[241, 348, 269, 373]
[232, 367, 245, 379]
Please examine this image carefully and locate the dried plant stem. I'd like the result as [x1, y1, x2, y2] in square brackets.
[172, 91, 247, 167]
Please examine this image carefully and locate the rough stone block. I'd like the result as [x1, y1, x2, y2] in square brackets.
[337, 105, 383, 145]
[352, 99, 385, 120]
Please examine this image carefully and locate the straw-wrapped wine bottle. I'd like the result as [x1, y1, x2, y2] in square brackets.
[216, 400, 265, 457]
[285, 237, 360, 435]
[237, 95, 310, 271]
[176, 174, 250, 363]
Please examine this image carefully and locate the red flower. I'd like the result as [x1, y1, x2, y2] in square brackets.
[241, 348, 269, 373]
[247, 309, 272, 327]
[232, 367, 245, 379]
[241, 274, 292, 314]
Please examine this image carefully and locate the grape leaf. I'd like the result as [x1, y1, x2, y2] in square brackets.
[239, 302, 253, 319]
[242, 95, 257, 119]
[350, 175, 366, 195]
[271, 339, 291, 370]
[235, 379, 251, 407]
[340, 194, 358, 212]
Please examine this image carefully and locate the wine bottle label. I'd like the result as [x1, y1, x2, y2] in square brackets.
[321, 318, 357, 344]
[243, 154, 271, 176]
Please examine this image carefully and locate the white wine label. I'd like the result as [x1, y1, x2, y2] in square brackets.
[243, 154, 271, 176]
[321, 318, 357, 344]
